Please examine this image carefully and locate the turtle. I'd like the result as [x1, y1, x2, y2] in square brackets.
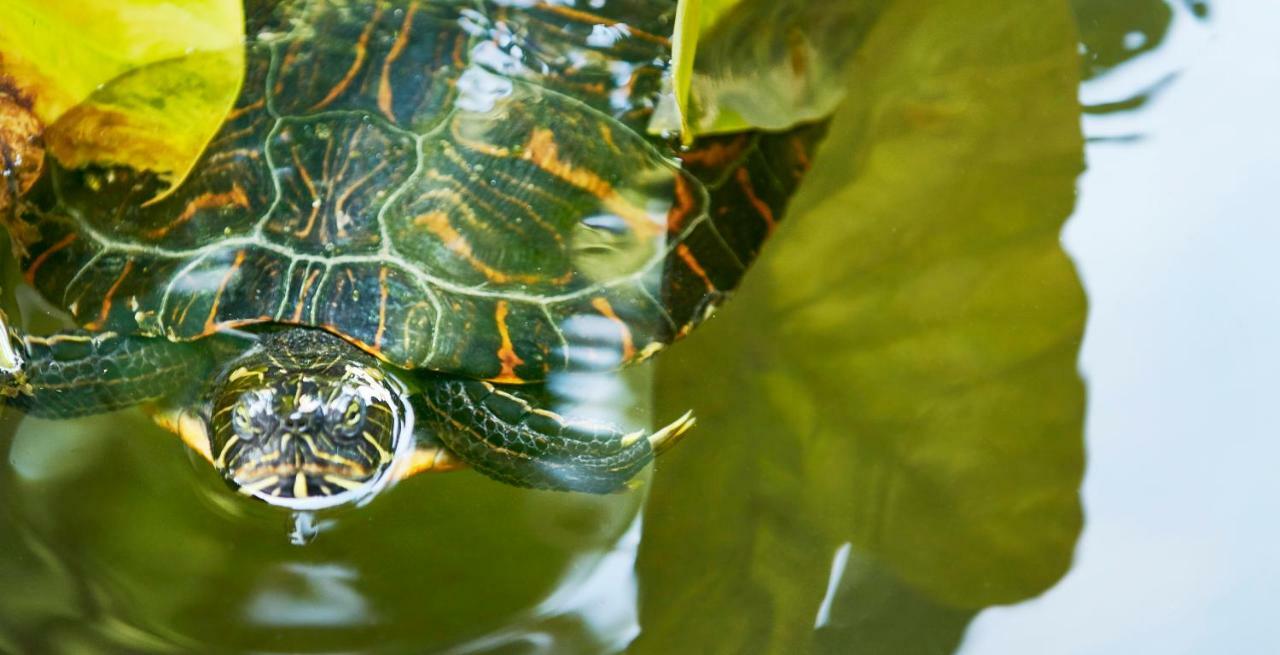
[0, 0, 824, 506]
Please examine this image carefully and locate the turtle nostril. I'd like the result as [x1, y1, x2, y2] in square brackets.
[281, 412, 315, 434]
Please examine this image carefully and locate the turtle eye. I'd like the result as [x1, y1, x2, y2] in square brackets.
[329, 395, 366, 438]
[232, 390, 275, 441]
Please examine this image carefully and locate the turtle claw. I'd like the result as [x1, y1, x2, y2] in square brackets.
[649, 410, 696, 455]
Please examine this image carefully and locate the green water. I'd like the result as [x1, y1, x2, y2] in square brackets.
[3, 0, 1275, 653]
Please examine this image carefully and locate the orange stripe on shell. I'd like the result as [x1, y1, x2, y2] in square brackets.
[494, 300, 526, 383]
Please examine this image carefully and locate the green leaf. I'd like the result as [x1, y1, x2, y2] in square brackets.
[0, 0, 244, 191]
[670, 0, 700, 145]
[670, 0, 750, 143]
[637, 0, 1086, 651]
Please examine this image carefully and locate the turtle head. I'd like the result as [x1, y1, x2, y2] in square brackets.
[207, 333, 406, 508]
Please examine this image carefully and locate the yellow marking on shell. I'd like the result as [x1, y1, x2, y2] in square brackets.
[540, 5, 671, 45]
[521, 129, 661, 239]
[203, 250, 247, 333]
[309, 2, 381, 112]
[421, 162, 567, 245]
[84, 260, 134, 330]
[378, 1, 418, 121]
[238, 475, 280, 496]
[493, 300, 526, 383]
[676, 243, 715, 292]
[591, 297, 636, 361]
[291, 268, 322, 322]
[293, 473, 308, 499]
[736, 167, 778, 232]
[452, 127, 661, 239]
[374, 266, 390, 349]
[24, 233, 77, 285]
[143, 184, 250, 238]
[412, 210, 566, 285]
[333, 160, 387, 240]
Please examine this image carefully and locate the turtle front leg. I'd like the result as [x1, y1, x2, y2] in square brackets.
[415, 377, 695, 493]
[0, 328, 210, 419]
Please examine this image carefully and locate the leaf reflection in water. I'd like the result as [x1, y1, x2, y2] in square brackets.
[638, 0, 1088, 652]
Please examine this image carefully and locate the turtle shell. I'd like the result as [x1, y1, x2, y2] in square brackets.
[19, 0, 823, 383]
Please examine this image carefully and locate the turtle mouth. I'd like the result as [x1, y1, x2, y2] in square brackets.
[230, 461, 378, 501]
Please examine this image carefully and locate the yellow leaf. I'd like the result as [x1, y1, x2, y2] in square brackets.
[0, 0, 244, 193]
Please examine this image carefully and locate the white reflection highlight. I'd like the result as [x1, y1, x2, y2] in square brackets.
[442, 513, 644, 655]
[815, 542, 853, 629]
[244, 563, 375, 627]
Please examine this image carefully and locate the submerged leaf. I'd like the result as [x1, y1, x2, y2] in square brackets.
[660, 0, 885, 138]
[669, 0, 749, 142]
[638, 0, 1085, 651]
[0, 0, 244, 190]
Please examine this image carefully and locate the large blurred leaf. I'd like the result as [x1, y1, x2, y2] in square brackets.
[637, 0, 1086, 651]
[0, 0, 244, 193]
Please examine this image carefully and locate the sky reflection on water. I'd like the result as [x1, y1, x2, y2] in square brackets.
[965, 2, 1280, 653]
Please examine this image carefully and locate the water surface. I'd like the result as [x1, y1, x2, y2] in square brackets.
[2, 0, 1273, 653]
